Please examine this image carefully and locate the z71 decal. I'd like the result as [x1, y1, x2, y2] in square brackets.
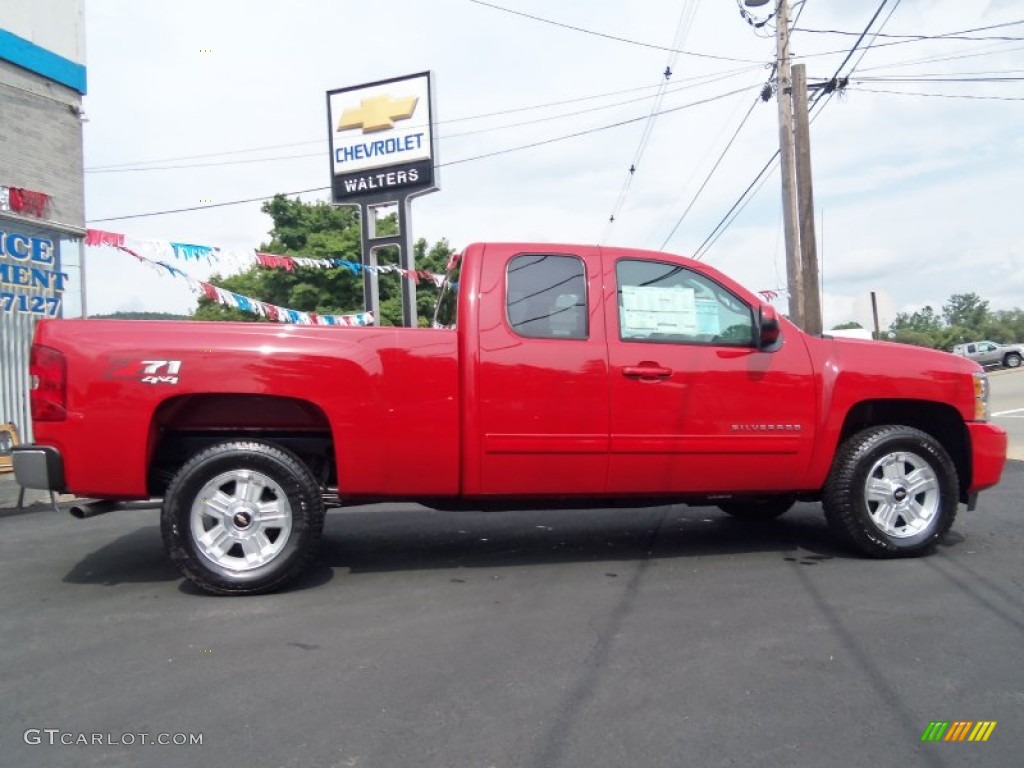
[104, 359, 183, 385]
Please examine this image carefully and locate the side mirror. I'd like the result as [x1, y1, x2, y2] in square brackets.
[758, 304, 781, 350]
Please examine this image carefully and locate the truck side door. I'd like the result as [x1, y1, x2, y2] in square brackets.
[976, 342, 999, 366]
[468, 245, 609, 495]
[603, 252, 816, 494]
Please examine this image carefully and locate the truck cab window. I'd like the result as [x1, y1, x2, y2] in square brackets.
[615, 259, 754, 346]
[506, 254, 588, 339]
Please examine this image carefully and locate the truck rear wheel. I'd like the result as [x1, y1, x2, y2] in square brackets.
[718, 496, 795, 520]
[823, 426, 958, 557]
[161, 441, 325, 595]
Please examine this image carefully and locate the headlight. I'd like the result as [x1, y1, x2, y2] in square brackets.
[973, 370, 990, 422]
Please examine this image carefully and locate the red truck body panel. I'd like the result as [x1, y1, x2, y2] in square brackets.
[27, 241, 1006, 503]
[31, 322, 460, 499]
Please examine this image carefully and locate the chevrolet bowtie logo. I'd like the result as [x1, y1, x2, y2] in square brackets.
[338, 95, 419, 133]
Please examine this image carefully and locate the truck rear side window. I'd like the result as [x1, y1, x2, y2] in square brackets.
[616, 259, 754, 345]
[506, 254, 588, 340]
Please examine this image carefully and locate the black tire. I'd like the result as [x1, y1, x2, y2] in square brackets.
[718, 496, 795, 520]
[1004, 353, 1021, 369]
[822, 425, 958, 558]
[161, 441, 325, 595]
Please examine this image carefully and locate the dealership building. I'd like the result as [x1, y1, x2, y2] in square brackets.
[1, 0, 86, 443]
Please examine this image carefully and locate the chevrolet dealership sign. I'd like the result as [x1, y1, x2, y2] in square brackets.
[327, 72, 438, 201]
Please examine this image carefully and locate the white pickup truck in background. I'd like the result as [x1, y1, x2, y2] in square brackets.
[952, 340, 1024, 369]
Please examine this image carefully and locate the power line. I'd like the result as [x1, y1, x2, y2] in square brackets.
[852, 86, 1024, 101]
[659, 93, 763, 249]
[602, 0, 701, 242]
[852, 75, 1024, 83]
[466, 0, 765, 64]
[691, 0, 899, 261]
[794, 19, 1024, 42]
[856, 42, 1024, 73]
[88, 187, 330, 223]
[656, 0, 808, 255]
[439, 85, 759, 168]
[87, 69, 758, 175]
[85, 67, 760, 173]
[824, 0, 895, 84]
[793, 19, 1024, 59]
[88, 83, 759, 223]
[691, 151, 778, 260]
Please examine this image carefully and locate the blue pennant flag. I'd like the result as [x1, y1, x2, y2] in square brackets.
[170, 242, 216, 261]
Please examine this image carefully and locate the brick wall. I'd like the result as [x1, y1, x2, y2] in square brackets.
[0, 58, 84, 228]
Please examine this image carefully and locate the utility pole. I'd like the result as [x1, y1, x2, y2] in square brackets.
[746, 0, 821, 331]
[871, 291, 881, 340]
[771, 0, 803, 328]
[791, 63, 822, 335]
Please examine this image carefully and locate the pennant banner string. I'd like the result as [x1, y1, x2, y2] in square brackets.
[100, 234, 374, 326]
[85, 228, 448, 285]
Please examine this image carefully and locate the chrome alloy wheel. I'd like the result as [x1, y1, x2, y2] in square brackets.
[863, 451, 940, 539]
[189, 469, 293, 571]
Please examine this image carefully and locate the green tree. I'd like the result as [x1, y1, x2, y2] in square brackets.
[891, 305, 944, 336]
[831, 321, 863, 331]
[942, 293, 990, 335]
[193, 195, 453, 326]
[886, 305, 945, 348]
[982, 308, 1024, 344]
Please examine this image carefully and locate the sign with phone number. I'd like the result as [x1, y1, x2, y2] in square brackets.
[0, 229, 66, 317]
[1, 292, 62, 316]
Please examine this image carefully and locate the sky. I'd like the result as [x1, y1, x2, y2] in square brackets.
[78, 0, 1024, 329]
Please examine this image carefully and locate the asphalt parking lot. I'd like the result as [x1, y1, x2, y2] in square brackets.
[1, 461, 1021, 768]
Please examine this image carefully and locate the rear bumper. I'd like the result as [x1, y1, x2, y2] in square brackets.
[12, 445, 66, 492]
[967, 422, 1007, 493]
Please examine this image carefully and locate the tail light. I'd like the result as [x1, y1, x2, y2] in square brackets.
[29, 344, 67, 422]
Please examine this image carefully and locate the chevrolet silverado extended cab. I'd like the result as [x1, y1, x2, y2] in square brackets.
[14, 243, 1008, 595]
[952, 340, 1024, 369]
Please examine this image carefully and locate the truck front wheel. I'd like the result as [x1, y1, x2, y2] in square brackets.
[1004, 352, 1021, 369]
[823, 426, 958, 557]
[161, 441, 325, 595]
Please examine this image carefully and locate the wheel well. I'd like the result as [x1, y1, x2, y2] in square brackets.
[147, 394, 335, 496]
[838, 399, 971, 501]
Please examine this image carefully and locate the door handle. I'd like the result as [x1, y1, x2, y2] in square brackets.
[622, 365, 673, 380]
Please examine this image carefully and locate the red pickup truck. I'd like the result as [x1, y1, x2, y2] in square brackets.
[13, 243, 1007, 595]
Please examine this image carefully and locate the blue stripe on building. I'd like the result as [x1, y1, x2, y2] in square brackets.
[0, 29, 87, 94]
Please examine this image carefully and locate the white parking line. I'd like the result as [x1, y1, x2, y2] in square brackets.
[991, 408, 1024, 417]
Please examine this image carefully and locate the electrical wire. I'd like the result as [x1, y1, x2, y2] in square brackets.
[466, 0, 764, 64]
[691, 0, 900, 260]
[794, 19, 1024, 41]
[601, 0, 700, 243]
[852, 86, 1024, 101]
[657, 0, 803, 255]
[691, 151, 778, 259]
[851, 75, 1024, 83]
[88, 83, 760, 223]
[87, 69, 757, 175]
[85, 66, 760, 173]
[856, 42, 1024, 73]
[659, 93, 763, 249]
